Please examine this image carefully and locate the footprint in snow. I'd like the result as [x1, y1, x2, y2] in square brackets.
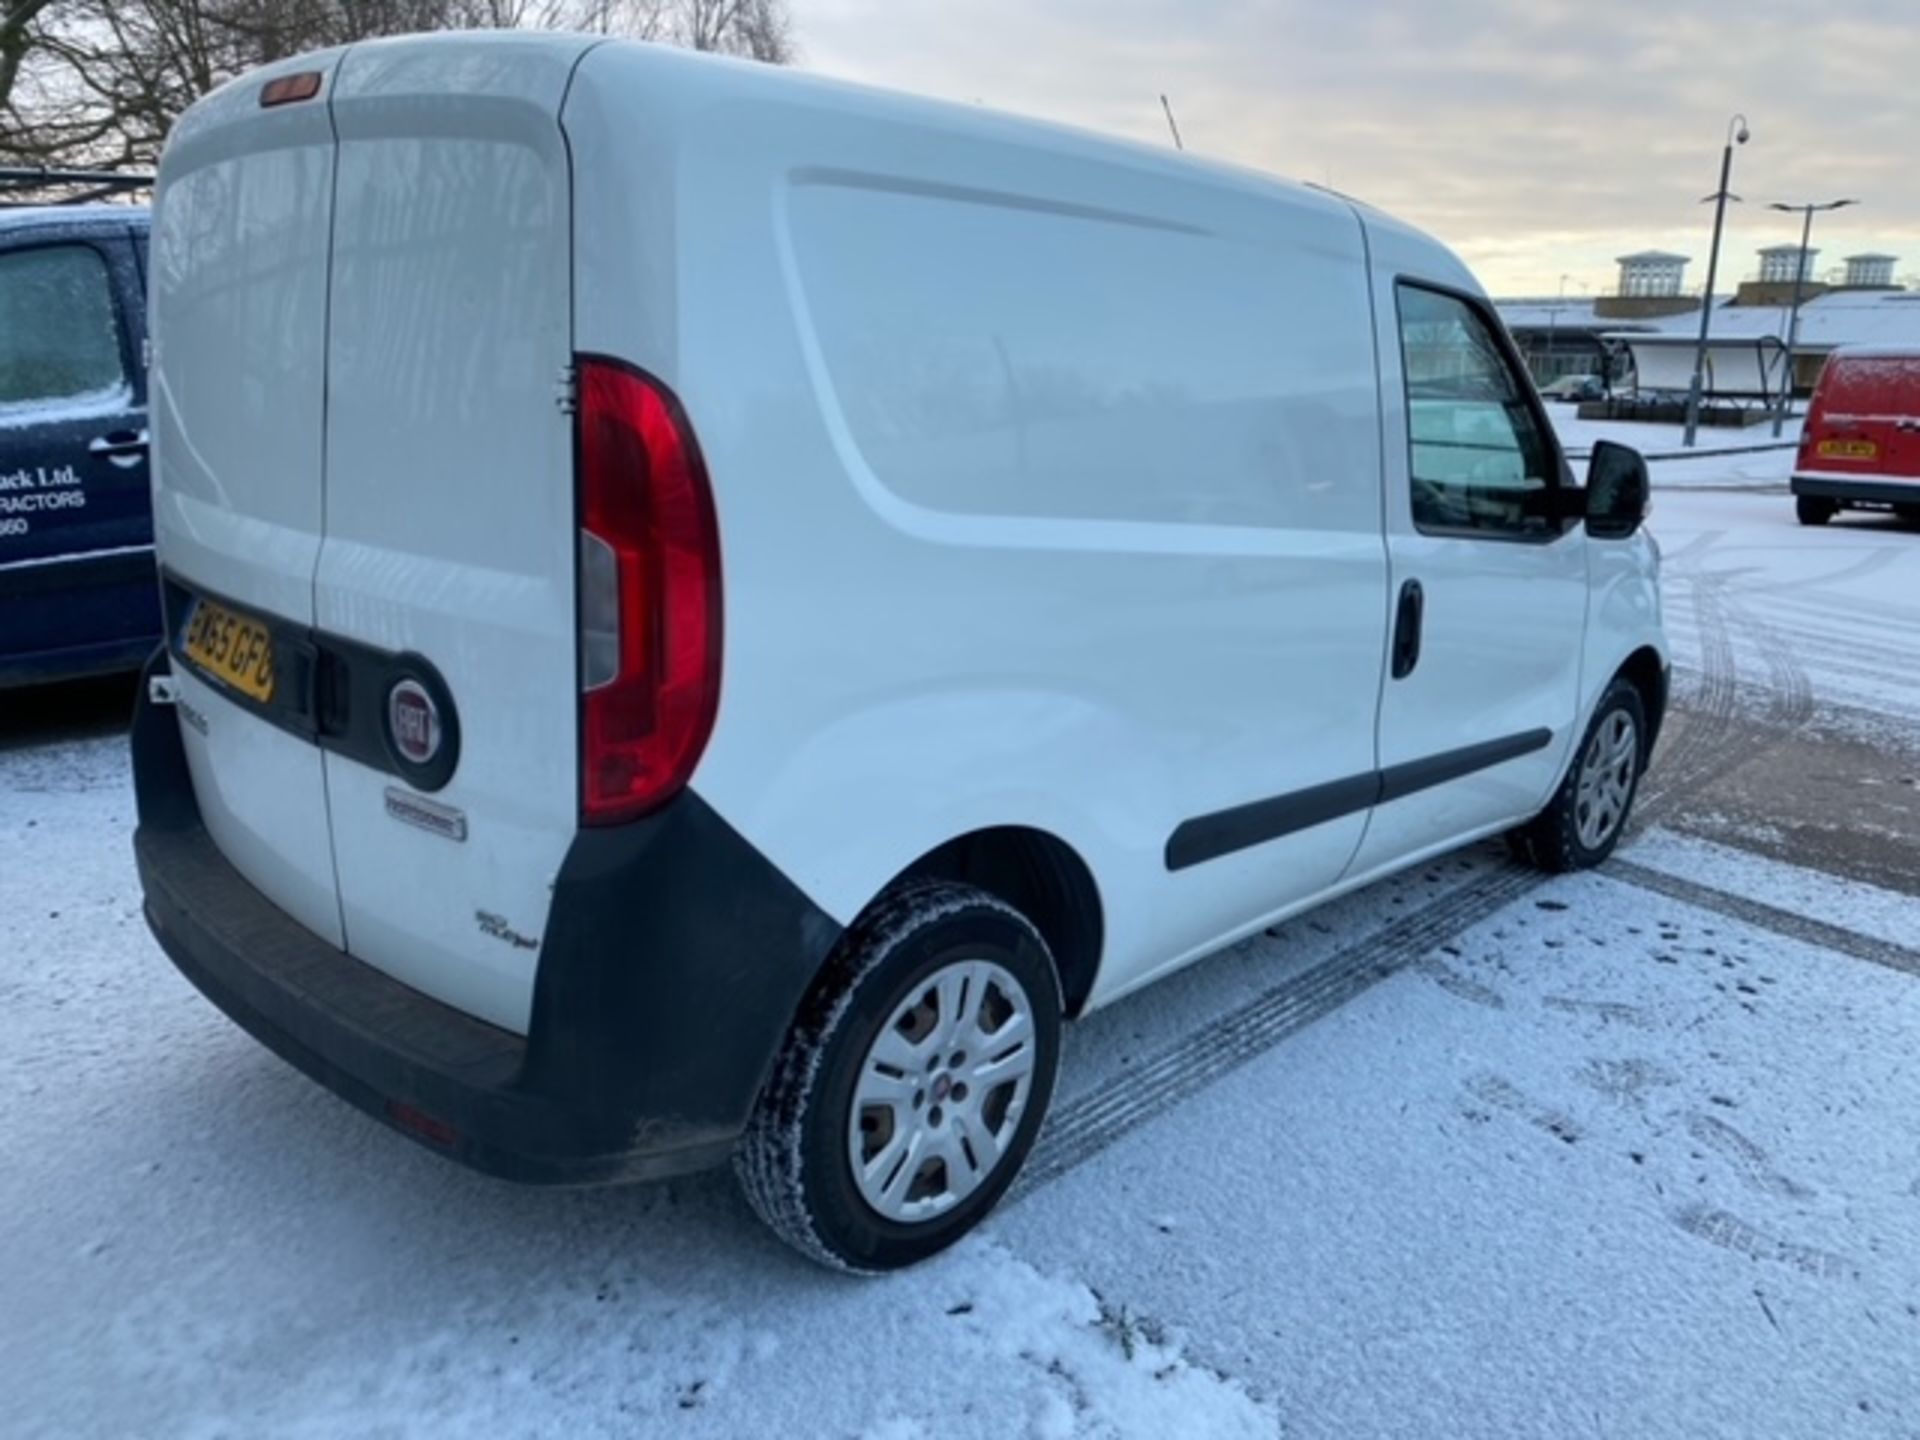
[1463, 1073, 1581, 1146]
[1543, 996, 1656, 1029]
[1573, 1056, 1679, 1106]
[1685, 1112, 1815, 1201]
[1671, 1204, 1852, 1281]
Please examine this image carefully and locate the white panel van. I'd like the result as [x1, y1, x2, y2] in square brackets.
[133, 33, 1667, 1272]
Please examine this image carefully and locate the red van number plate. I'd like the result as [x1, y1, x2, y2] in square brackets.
[1818, 438, 1877, 460]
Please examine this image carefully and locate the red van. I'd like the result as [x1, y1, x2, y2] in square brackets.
[1792, 346, 1920, 526]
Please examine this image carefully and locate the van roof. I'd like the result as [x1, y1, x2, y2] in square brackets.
[570, 35, 1463, 266]
[1828, 344, 1920, 362]
[0, 203, 149, 235]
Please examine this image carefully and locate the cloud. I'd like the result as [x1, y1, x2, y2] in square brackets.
[793, 0, 1920, 293]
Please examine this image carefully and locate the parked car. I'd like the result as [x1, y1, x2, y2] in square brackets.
[1540, 373, 1606, 403]
[132, 34, 1668, 1273]
[1792, 346, 1920, 526]
[0, 203, 157, 688]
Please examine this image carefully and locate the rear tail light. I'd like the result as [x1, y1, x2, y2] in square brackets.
[575, 357, 722, 825]
[260, 71, 323, 107]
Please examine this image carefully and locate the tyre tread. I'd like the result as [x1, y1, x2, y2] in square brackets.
[734, 879, 1040, 1273]
[1507, 677, 1646, 875]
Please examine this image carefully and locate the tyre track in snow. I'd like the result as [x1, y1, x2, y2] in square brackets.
[1018, 569, 1822, 1197]
[1637, 577, 1742, 814]
[1666, 599, 1920, 681]
[1754, 543, 1905, 598]
[1654, 528, 1726, 571]
[1645, 575, 1813, 809]
[1605, 859, 1920, 982]
[1767, 589, 1920, 632]
[1666, 626, 1920, 692]
[1678, 579, 1920, 739]
[1728, 590, 1816, 733]
[1015, 863, 1544, 1195]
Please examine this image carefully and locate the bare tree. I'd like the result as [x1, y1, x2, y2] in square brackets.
[1, 0, 60, 119]
[1, 0, 793, 170]
[728, 0, 793, 64]
[678, 0, 790, 63]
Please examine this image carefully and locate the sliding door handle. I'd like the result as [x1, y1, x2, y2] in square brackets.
[1391, 579, 1424, 680]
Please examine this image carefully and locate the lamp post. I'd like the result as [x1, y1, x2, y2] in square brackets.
[1682, 114, 1751, 448]
[1544, 273, 1570, 384]
[1767, 198, 1858, 437]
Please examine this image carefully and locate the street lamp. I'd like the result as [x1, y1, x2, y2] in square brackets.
[1682, 113, 1751, 448]
[1767, 198, 1858, 437]
[1546, 273, 1570, 382]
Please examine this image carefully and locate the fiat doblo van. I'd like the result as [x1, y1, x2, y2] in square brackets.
[132, 33, 1667, 1272]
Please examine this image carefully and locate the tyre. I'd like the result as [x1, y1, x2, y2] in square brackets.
[1795, 495, 1837, 526]
[736, 880, 1062, 1273]
[1895, 505, 1920, 526]
[1506, 677, 1647, 874]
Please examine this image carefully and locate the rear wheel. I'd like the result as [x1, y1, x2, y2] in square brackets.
[736, 880, 1061, 1273]
[1796, 495, 1837, 526]
[1895, 505, 1920, 526]
[1507, 678, 1646, 874]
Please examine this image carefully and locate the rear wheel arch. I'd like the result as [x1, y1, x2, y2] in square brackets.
[892, 826, 1104, 1019]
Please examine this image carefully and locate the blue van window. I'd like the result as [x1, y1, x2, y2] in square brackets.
[0, 245, 127, 414]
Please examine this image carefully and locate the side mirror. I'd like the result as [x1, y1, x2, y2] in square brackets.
[1586, 440, 1649, 539]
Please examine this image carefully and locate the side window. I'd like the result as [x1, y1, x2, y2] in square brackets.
[1396, 283, 1556, 538]
[0, 244, 129, 416]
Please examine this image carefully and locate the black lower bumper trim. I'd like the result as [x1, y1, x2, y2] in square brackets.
[1792, 475, 1920, 507]
[131, 647, 842, 1185]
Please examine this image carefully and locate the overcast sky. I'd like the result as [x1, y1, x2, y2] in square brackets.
[793, 0, 1918, 298]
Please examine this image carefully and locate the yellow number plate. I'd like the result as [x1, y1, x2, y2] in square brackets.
[182, 599, 277, 703]
[1818, 438, 1877, 460]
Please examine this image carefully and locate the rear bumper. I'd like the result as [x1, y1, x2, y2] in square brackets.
[1791, 474, 1920, 507]
[132, 649, 841, 1186]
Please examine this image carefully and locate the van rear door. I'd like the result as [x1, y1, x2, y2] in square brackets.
[150, 53, 348, 945]
[1807, 353, 1920, 484]
[314, 35, 589, 1033]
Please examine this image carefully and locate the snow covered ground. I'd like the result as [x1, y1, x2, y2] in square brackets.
[1548, 408, 1800, 488]
[5, 488, 1920, 1439]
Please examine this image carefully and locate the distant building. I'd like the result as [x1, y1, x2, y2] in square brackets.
[1843, 253, 1898, 289]
[1496, 297, 1651, 387]
[1615, 251, 1689, 298]
[1498, 242, 1915, 399]
[1498, 249, 1699, 385]
[1595, 288, 1920, 405]
[1757, 244, 1818, 284]
[1738, 245, 1830, 307]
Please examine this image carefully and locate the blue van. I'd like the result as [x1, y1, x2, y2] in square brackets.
[0, 204, 158, 688]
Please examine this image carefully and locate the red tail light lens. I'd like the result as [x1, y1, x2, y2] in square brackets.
[260, 71, 324, 108]
[576, 357, 722, 825]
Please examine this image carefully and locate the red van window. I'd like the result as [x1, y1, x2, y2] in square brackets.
[1817, 352, 1920, 420]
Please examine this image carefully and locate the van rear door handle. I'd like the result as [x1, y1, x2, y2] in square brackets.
[1391, 578, 1424, 680]
[89, 429, 149, 467]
